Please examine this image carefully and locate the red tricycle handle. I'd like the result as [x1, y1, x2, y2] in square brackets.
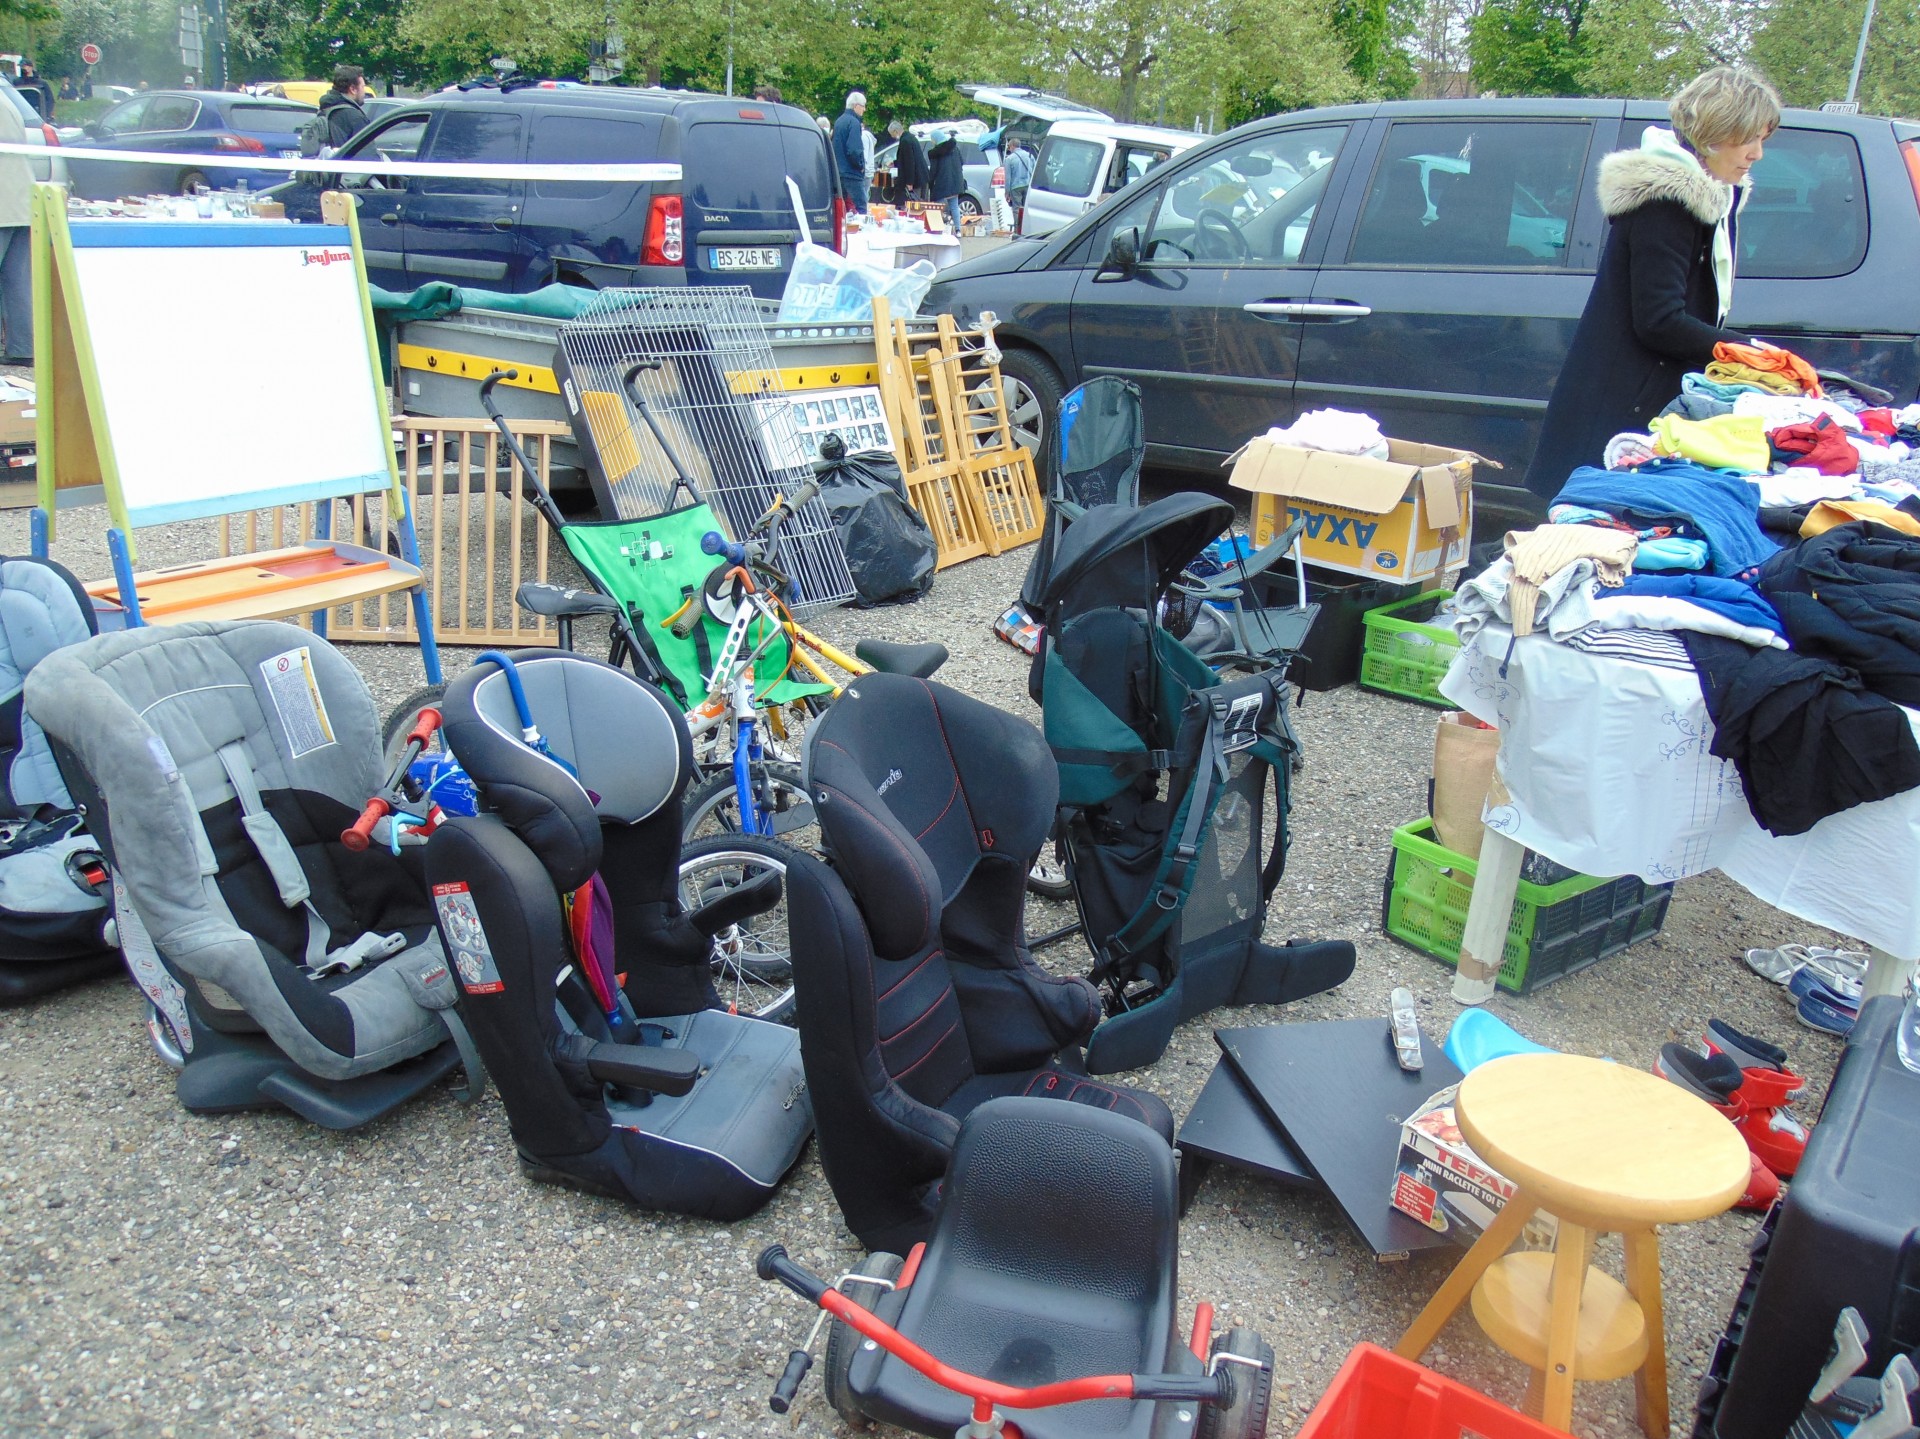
[341, 797, 391, 853]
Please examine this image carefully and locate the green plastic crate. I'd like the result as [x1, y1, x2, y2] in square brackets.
[1360, 589, 1460, 706]
[1381, 818, 1674, 994]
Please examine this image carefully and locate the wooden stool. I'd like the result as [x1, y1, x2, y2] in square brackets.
[1396, 1054, 1749, 1437]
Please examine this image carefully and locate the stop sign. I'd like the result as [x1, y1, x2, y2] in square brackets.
[80, 42, 101, 65]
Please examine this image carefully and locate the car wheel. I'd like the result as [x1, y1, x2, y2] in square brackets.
[958, 194, 982, 218]
[177, 169, 208, 195]
[995, 348, 1066, 476]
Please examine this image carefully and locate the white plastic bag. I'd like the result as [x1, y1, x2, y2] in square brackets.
[777, 242, 936, 324]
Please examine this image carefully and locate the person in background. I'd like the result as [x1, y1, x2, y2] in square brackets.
[816, 115, 831, 136]
[15, 62, 51, 119]
[928, 129, 965, 232]
[1523, 67, 1804, 497]
[0, 95, 33, 363]
[889, 117, 928, 205]
[751, 83, 783, 103]
[318, 64, 372, 150]
[57, 76, 77, 102]
[831, 91, 869, 213]
[1002, 133, 1034, 207]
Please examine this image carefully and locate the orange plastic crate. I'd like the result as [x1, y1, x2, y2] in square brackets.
[1298, 1345, 1565, 1438]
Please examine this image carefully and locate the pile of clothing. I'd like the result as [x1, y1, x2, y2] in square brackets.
[1456, 349, 1920, 839]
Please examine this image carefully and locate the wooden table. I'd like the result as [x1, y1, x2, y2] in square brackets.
[1397, 1054, 1749, 1436]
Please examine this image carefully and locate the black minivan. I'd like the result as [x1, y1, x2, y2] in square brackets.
[278, 83, 838, 300]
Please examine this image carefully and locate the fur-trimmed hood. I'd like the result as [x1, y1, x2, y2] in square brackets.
[1598, 145, 1738, 225]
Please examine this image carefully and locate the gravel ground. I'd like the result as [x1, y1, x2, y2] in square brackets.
[0, 483, 1864, 1439]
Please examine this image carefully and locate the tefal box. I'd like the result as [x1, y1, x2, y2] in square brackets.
[1389, 1085, 1554, 1250]
[1230, 436, 1483, 585]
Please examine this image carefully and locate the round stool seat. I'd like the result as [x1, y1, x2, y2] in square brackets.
[1456, 1054, 1749, 1226]
[1471, 1252, 1650, 1381]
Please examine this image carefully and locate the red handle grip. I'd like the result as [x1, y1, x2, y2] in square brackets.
[405, 707, 443, 749]
[342, 797, 392, 852]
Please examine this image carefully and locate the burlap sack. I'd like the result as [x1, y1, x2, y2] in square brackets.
[1431, 711, 1500, 859]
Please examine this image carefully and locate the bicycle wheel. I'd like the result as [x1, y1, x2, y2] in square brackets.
[682, 762, 819, 854]
[679, 834, 798, 1024]
[381, 685, 448, 769]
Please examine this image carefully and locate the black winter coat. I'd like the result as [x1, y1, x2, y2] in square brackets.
[1523, 147, 1747, 498]
[928, 137, 965, 202]
[318, 90, 370, 149]
[893, 131, 929, 202]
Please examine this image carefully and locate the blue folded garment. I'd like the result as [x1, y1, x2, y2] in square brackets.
[1553, 460, 1781, 578]
[1634, 536, 1710, 572]
[1617, 571, 1786, 637]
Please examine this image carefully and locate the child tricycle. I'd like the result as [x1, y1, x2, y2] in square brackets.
[758, 1096, 1275, 1439]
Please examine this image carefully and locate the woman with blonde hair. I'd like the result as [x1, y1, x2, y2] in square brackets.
[1524, 67, 1803, 496]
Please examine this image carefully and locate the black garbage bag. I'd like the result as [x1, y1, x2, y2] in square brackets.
[815, 435, 936, 605]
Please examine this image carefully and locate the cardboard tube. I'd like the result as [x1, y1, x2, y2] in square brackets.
[1452, 804, 1523, 1005]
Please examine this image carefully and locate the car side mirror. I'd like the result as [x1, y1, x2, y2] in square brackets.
[83, 121, 100, 138]
[1095, 229, 1139, 281]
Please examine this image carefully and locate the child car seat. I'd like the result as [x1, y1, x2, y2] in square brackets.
[1037, 493, 1355, 1075]
[0, 555, 118, 999]
[784, 672, 1174, 1253]
[26, 621, 478, 1128]
[427, 649, 813, 1219]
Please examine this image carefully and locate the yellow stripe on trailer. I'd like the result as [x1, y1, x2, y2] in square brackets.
[396, 344, 562, 395]
[728, 362, 881, 393]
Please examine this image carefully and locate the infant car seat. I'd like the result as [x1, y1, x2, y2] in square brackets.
[427, 649, 813, 1219]
[785, 671, 1174, 1253]
[26, 621, 477, 1128]
[0, 555, 117, 999]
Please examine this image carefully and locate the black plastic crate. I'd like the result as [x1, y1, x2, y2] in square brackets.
[1701, 998, 1920, 1439]
[1250, 566, 1415, 692]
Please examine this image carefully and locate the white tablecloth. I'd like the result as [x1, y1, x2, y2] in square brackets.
[1439, 624, 1920, 960]
[843, 229, 964, 272]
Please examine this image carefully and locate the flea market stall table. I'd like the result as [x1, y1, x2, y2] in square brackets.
[1438, 622, 1920, 1003]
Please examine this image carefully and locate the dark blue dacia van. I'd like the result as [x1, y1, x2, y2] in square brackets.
[277, 81, 838, 299]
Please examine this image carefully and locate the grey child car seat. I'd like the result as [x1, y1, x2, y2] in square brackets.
[27, 620, 480, 1128]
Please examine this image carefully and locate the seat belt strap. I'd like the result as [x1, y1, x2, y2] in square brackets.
[1105, 706, 1229, 964]
[215, 742, 331, 969]
[438, 1007, 489, 1105]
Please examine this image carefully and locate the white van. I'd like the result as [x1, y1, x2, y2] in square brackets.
[1019, 121, 1205, 236]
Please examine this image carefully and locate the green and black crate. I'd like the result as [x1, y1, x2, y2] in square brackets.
[1360, 589, 1461, 706]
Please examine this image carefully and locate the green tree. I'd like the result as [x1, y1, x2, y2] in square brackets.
[1467, 0, 1592, 93]
[1750, 0, 1918, 116]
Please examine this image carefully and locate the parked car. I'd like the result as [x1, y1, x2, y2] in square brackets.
[872, 134, 994, 214]
[1019, 121, 1206, 236]
[959, 84, 1113, 160]
[0, 76, 64, 183]
[65, 91, 314, 197]
[927, 99, 1920, 541]
[272, 83, 836, 300]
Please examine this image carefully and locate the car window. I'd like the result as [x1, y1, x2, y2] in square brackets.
[142, 97, 200, 133]
[528, 113, 658, 200]
[228, 103, 308, 133]
[1138, 124, 1348, 267]
[960, 141, 985, 165]
[97, 97, 149, 136]
[1346, 120, 1590, 268]
[1034, 136, 1103, 199]
[1110, 143, 1173, 193]
[342, 113, 428, 190]
[0, 82, 38, 126]
[420, 110, 523, 195]
[684, 119, 799, 214]
[1736, 127, 1866, 280]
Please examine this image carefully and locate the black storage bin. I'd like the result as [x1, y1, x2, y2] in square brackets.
[1250, 566, 1415, 692]
[1696, 997, 1920, 1439]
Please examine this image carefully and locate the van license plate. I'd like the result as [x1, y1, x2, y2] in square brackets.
[711, 247, 782, 271]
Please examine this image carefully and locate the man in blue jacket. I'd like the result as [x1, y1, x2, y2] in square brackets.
[832, 91, 870, 213]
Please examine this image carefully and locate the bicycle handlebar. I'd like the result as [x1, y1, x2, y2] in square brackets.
[341, 797, 391, 853]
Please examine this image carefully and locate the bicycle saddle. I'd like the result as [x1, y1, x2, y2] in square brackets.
[854, 639, 947, 679]
[515, 582, 623, 619]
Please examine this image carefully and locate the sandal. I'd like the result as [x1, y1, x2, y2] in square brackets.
[1745, 944, 1809, 984]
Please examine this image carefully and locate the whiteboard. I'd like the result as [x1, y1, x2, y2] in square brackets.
[69, 223, 392, 525]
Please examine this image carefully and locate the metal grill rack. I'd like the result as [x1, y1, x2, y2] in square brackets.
[557, 287, 855, 613]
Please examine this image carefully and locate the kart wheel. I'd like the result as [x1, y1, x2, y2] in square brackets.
[678, 835, 799, 1024]
[1198, 1327, 1274, 1439]
[824, 1251, 903, 1426]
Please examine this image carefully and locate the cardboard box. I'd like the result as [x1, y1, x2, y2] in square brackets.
[1389, 1086, 1555, 1250]
[1230, 435, 1484, 585]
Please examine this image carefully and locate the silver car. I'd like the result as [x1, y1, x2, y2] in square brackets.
[0, 76, 65, 183]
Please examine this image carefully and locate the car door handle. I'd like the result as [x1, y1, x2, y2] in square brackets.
[379, 212, 400, 225]
[1243, 301, 1373, 319]
[490, 216, 513, 231]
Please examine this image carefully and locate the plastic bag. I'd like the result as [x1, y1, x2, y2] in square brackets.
[777, 242, 936, 324]
[814, 437, 936, 605]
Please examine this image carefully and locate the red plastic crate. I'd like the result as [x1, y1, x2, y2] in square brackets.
[1298, 1345, 1565, 1438]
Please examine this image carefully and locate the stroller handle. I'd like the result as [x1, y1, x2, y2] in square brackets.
[478, 368, 517, 418]
[755, 1246, 1234, 1414]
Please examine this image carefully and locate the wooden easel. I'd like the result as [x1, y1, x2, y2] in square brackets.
[29, 185, 441, 683]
